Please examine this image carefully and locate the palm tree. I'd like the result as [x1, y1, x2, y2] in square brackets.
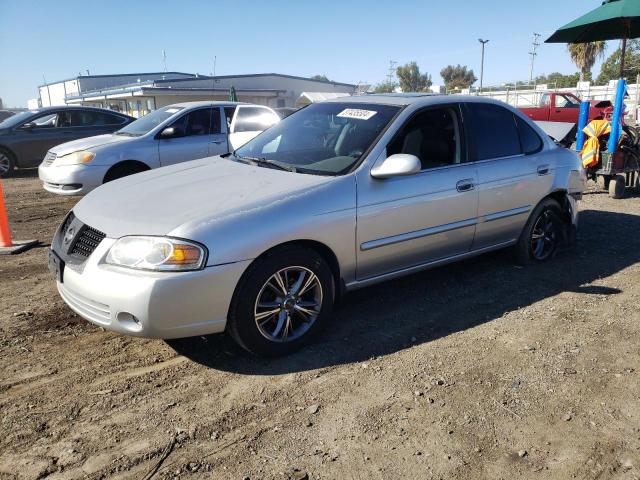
[568, 41, 607, 82]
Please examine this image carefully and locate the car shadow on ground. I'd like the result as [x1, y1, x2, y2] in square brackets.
[6, 168, 39, 179]
[169, 209, 638, 374]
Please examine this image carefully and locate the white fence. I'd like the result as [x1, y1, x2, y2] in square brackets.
[452, 79, 640, 123]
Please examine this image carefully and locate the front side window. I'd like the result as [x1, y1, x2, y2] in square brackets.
[233, 107, 279, 132]
[467, 103, 521, 160]
[235, 102, 400, 175]
[117, 106, 184, 136]
[173, 108, 212, 136]
[387, 107, 461, 169]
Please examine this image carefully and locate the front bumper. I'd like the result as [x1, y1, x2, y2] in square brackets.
[55, 238, 252, 339]
[38, 163, 111, 196]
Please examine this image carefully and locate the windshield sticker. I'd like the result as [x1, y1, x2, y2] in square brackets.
[165, 108, 180, 114]
[337, 108, 378, 120]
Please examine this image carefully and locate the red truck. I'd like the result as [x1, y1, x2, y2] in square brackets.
[519, 92, 612, 123]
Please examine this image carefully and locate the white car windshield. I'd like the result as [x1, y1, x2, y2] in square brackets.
[234, 102, 401, 175]
[116, 106, 184, 136]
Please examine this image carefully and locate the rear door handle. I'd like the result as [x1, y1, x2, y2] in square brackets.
[456, 179, 475, 192]
[537, 164, 550, 175]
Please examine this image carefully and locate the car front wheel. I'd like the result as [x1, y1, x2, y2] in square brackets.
[0, 150, 15, 178]
[515, 198, 562, 264]
[227, 246, 334, 356]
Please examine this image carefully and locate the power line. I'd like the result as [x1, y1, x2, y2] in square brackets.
[387, 60, 397, 85]
[529, 33, 541, 84]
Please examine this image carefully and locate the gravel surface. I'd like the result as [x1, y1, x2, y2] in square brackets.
[0, 171, 638, 479]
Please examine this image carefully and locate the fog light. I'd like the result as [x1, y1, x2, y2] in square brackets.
[117, 312, 142, 331]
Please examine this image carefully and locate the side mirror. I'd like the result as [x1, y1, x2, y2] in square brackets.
[20, 122, 36, 130]
[371, 154, 421, 179]
[160, 127, 179, 138]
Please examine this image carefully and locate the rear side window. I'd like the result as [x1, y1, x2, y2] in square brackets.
[233, 107, 279, 133]
[224, 107, 236, 130]
[467, 103, 521, 160]
[516, 116, 543, 154]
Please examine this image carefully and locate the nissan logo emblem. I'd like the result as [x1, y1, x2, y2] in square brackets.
[63, 226, 75, 245]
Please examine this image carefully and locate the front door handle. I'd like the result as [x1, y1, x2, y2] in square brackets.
[211, 140, 225, 144]
[456, 179, 475, 192]
[537, 164, 550, 175]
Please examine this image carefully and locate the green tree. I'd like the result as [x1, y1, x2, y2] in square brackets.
[372, 81, 396, 93]
[534, 72, 588, 88]
[310, 74, 331, 82]
[440, 64, 477, 90]
[568, 42, 606, 82]
[596, 39, 640, 83]
[395, 62, 432, 92]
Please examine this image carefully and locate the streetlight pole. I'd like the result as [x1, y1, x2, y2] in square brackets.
[478, 39, 489, 94]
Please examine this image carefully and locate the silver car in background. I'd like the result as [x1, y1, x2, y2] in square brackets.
[38, 101, 279, 195]
[48, 94, 585, 356]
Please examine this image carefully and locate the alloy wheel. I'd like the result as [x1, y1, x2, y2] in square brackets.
[0, 153, 10, 176]
[530, 210, 557, 261]
[254, 266, 323, 343]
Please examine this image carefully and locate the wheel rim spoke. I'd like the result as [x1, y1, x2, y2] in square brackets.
[298, 272, 318, 296]
[255, 308, 280, 323]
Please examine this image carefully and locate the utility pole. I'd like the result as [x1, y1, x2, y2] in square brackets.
[162, 50, 167, 72]
[387, 59, 397, 86]
[478, 39, 489, 94]
[529, 33, 541, 85]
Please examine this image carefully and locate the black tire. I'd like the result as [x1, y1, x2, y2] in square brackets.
[514, 198, 563, 265]
[608, 173, 626, 199]
[227, 245, 334, 357]
[104, 161, 149, 183]
[0, 149, 15, 178]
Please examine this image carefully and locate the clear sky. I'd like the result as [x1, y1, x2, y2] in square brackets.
[0, 0, 620, 107]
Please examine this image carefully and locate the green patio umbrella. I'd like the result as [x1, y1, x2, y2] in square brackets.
[228, 85, 238, 102]
[546, 0, 640, 78]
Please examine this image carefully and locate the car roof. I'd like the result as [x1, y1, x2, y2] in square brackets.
[26, 105, 133, 117]
[324, 93, 513, 108]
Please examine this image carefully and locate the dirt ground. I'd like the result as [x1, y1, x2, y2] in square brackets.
[0, 171, 638, 480]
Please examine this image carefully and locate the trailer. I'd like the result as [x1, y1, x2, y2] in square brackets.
[588, 125, 640, 198]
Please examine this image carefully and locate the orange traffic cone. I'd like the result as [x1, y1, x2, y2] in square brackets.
[0, 180, 38, 254]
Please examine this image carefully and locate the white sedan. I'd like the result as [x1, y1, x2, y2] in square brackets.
[38, 101, 279, 195]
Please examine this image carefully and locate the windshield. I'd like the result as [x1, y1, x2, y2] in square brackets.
[234, 102, 401, 175]
[0, 110, 38, 128]
[117, 106, 184, 136]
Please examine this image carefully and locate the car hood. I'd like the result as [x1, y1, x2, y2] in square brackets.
[50, 133, 133, 156]
[73, 157, 335, 238]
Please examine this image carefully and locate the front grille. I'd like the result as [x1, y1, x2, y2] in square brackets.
[70, 226, 106, 258]
[42, 151, 57, 167]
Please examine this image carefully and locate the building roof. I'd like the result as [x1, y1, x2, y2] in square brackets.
[40, 72, 356, 89]
[39, 72, 197, 88]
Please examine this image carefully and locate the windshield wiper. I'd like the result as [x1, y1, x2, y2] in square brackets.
[114, 131, 137, 136]
[234, 153, 297, 173]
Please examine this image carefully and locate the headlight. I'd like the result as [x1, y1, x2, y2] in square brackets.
[54, 150, 96, 166]
[105, 236, 207, 271]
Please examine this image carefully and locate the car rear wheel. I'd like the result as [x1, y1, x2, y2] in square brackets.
[515, 198, 562, 264]
[0, 150, 15, 178]
[227, 246, 334, 356]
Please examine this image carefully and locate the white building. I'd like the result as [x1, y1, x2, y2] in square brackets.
[37, 72, 356, 117]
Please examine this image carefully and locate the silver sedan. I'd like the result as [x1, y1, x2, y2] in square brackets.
[48, 94, 586, 356]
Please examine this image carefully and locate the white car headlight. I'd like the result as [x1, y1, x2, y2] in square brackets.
[105, 236, 207, 271]
[54, 151, 96, 166]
